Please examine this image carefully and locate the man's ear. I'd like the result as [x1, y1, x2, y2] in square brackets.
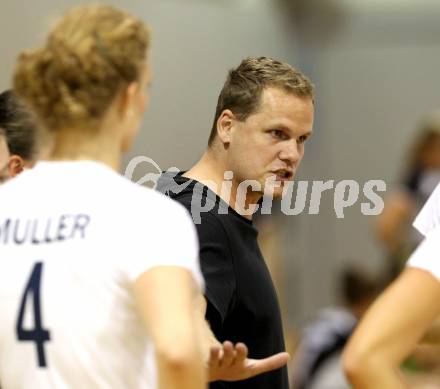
[118, 82, 139, 119]
[8, 155, 25, 178]
[217, 109, 236, 146]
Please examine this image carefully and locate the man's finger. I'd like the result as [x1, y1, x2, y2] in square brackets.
[208, 346, 221, 367]
[235, 342, 248, 363]
[248, 352, 290, 377]
[220, 341, 236, 367]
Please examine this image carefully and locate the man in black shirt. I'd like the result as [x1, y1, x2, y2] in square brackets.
[157, 57, 315, 388]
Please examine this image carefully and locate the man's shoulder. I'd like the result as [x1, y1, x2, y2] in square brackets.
[172, 190, 197, 209]
[181, 202, 228, 237]
[170, 189, 225, 228]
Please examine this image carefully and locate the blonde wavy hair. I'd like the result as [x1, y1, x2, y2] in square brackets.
[14, 4, 150, 131]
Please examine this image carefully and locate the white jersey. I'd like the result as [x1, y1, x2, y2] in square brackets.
[407, 182, 440, 278]
[0, 161, 203, 389]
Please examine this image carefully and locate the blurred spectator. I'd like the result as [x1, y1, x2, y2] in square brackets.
[0, 90, 39, 183]
[375, 112, 440, 277]
[0, 128, 8, 176]
[289, 266, 381, 389]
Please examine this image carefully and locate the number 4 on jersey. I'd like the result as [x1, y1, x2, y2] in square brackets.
[16, 262, 51, 367]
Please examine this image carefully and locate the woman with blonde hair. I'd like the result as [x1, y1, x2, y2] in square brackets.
[0, 5, 205, 389]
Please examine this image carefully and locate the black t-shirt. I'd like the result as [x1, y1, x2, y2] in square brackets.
[157, 171, 289, 389]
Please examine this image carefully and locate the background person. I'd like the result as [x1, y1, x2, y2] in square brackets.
[0, 90, 39, 183]
[375, 114, 440, 278]
[0, 129, 8, 177]
[290, 266, 381, 389]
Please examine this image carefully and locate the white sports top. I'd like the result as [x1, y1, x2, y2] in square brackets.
[0, 161, 203, 389]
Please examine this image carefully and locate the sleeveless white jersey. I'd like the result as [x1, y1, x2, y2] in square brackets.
[0, 161, 203, 389]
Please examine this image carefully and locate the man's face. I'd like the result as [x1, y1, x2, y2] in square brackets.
[226, 87, 314, 200]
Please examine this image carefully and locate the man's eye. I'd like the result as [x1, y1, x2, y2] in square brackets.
[298, 135, 309, 144]
[269, 130, 287, 140]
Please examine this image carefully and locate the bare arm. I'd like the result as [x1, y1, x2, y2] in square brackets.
[343, 268, 440, 389]
[420, 315, 440, 343]
[133, 266, 206, 389]
[194, 295, 222, 361]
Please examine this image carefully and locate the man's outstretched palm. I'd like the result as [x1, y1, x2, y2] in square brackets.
[208, 341, 289, 382]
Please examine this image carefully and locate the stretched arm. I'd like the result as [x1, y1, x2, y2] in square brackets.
[134, 266, 206, 389]
[343, 267, 440, 389]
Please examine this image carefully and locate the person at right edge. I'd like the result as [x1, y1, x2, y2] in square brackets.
[157, 57, 315, 388]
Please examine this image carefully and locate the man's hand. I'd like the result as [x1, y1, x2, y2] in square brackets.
[208, 340, 289, 382]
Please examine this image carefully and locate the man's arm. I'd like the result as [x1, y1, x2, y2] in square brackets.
[134, 266, 206, 389]
[195, 294, 290, 382]
[343, 267, 440, 389]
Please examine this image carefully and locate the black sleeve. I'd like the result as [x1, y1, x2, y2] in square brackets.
[195, 211, 236, 332]
[174, 195, 236, 333]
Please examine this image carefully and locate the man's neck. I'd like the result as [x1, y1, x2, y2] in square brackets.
[184, 151, 260, 219]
